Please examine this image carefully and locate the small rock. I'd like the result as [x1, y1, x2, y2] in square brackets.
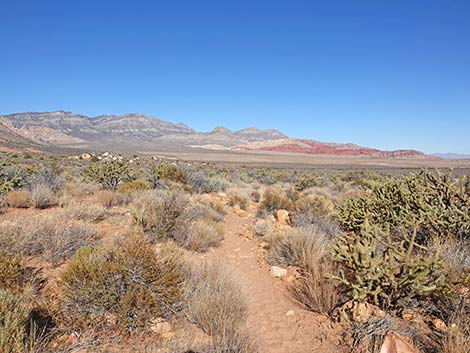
[431, 318, 447, 331]
[285, 310, 295, 316]
[80, 153, 92, 160]
[271, 265, 287, 278]
[150, 319, 173, 336]
[380, 332, 419, 353]
[282, 267, 300, 283]
[276, 209, 292, 225]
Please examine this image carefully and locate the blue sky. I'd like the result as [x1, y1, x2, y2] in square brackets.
[1, 0, 469, 153]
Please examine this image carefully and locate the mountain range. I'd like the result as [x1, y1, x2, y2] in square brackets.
[0, 111, 429, 158]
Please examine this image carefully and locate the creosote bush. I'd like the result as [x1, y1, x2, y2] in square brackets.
[60, 236, 185, 332]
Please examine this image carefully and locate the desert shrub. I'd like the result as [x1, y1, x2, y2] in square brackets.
[60, 236, 185, 332]
[294, 193, 334, 223]
[258, 186, 295, 214]
[186, 260, 248, 339]
[27, 168, 63, 193]
[252, 218, 272, 237]
[117, 180, 151, 193]
[95, 190, 121, 208]
[0, 289, 48, 353]
[0, 164, 31, 196]
[5, 190, 31, 208]
[330, 221, 450, 313]
[267, 226, 330, 268]
[60, 204, 108, 223]
[0, 251, 40, 293]
[294, 174, 325, 191]
[337, 170, 470, 240]
[147, 161, 187, 187]
[179, 219, 224, 252]
[187, 202, 225, 224]
[251, 189, 261, 203]
[192, 194, 227, 216]
[29, 183, 56, 209]
[130, 190, 190, 242]
[228, 188, 250, 210]
[84, 159, 130, 190]
[187, 172, 228, 194]
[0, 215, 98, 265]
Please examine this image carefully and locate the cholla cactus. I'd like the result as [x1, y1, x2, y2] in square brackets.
[84, 158, 130, 190]
[336, 169, 470, 240]
[328, 221, 449, 313]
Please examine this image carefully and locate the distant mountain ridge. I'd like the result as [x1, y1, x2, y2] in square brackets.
[0, 111, 428, 158]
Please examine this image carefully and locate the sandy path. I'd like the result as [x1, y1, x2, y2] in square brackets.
[206, 209, 342, 353]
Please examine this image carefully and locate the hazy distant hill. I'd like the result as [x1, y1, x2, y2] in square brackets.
[430, 153, 470, 160]
[0, 111, 429, 158]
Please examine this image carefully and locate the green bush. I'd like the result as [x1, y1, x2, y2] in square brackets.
[60, 236, 185, 332]
[0, 252, 36, 294]
[294, 174, 325, 191]
[0, 289, 47, 353]
[84, 159, 130, 190]
[336, 170, 470, 240]
[117, 180, 151, 193]
[147, 161, 187, 187]
[329, 221, 450, 314]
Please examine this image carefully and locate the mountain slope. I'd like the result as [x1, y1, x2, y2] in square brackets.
[0, 111, 429, 158]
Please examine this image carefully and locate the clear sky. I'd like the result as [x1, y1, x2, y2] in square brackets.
[1, 0, 469, 153]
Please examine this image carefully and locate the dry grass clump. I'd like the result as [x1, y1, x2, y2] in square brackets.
[258, 186, 295, 214]
[442, 310, 470, 353]
[95, 190, 122, 208]
[59, 203, 109, 223]
[267, 225, 330, 267]
[0, 289, 49, 353]
[289, 261, 340, 315]
[29, 183, 57, 209]
[60, 236, 185, 332]
[0, 214, 98, 265]
[180, 219, 224, 252]
[186, 260, 254, 351]
[130, 190, 190, 242]
[430, 236, 470, 284]
[5, 190, 31, 208]
[265, 226, 341, 314]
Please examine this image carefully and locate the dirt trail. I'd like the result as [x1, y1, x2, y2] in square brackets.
[206, 209, 342, 353]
